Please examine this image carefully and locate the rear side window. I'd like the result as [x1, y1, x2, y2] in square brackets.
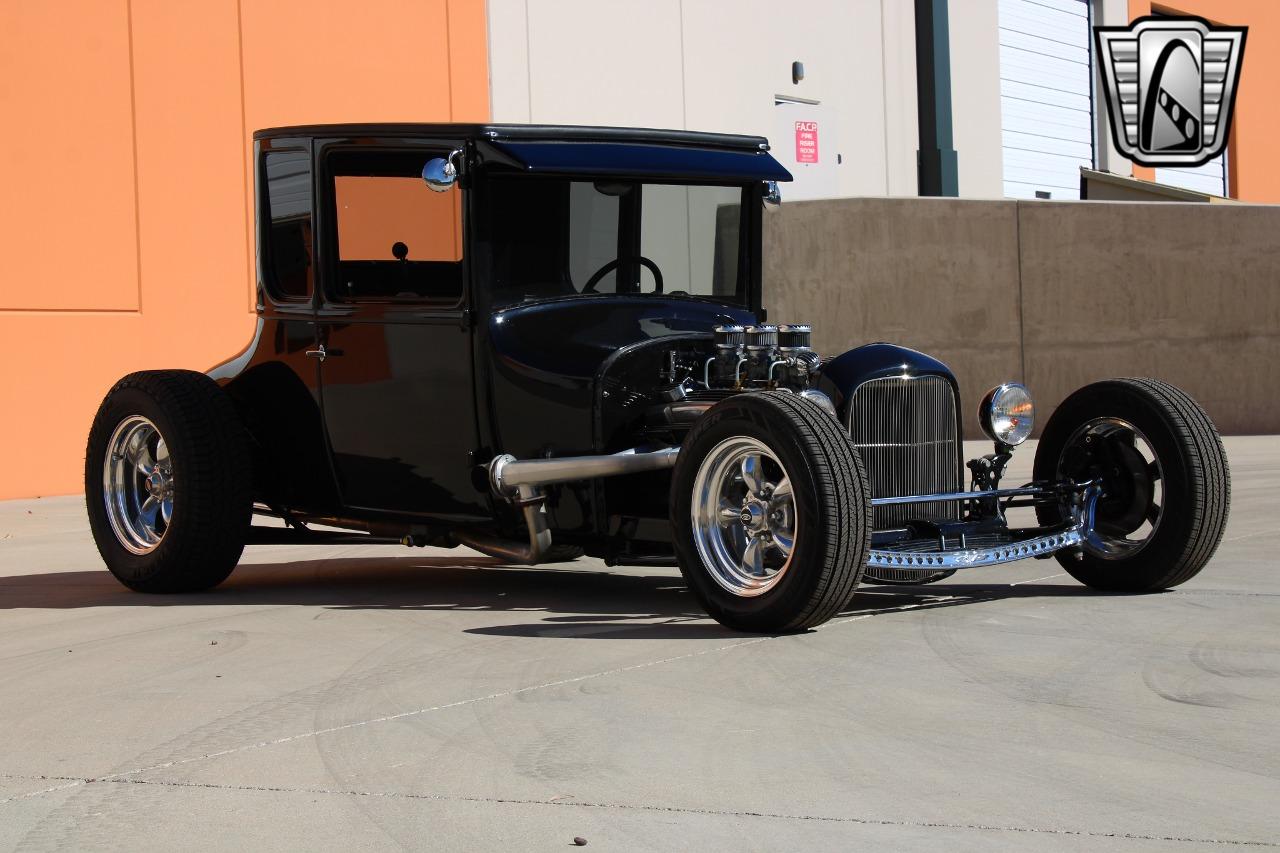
[262, 150, 313, 300]
[327, 149, 464, 303]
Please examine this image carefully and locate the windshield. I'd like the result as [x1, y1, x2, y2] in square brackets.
[485, 177, 746, 307]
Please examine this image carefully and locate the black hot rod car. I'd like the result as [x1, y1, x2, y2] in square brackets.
[86, 123, 1231, 632]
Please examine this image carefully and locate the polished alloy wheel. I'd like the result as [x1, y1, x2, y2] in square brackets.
[1058, 417, 1164, 560]
[691, 436, 797, 597]
[103, 415, 173, 554]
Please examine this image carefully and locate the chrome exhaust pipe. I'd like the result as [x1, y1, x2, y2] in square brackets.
[453, 484, 552, 565]
[488, 446, 680, 495]
[457, 447, 680, 565]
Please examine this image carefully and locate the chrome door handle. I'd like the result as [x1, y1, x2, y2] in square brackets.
[305, 344, 343, 361]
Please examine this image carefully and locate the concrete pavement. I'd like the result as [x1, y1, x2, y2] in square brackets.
[1, 438, 1277, 851]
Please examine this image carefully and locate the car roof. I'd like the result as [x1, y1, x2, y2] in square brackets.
[252, 123, 772, 152]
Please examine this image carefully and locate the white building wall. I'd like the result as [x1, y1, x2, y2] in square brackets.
[489, 0, 941, 199]
[881, 1, 922, 196]
[950, 0, 1006, 198]
[488, 0, 1007, 200]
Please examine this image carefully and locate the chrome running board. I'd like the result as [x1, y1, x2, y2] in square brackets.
[869, 526, 1085, 570]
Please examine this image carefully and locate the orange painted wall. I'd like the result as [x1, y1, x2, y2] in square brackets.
[1128, 1, 1280, 201]
[0, 0, 489, 500]
[335, 178, 464, 261]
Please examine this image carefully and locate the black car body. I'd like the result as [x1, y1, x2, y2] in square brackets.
[85, 123, 1231, 632]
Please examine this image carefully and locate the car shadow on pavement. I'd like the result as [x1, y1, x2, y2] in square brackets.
[0, 556, 1105, 638]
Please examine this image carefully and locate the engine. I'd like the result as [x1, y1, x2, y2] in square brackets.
[704, 323, 822, 391]
[637, 321, 836, 444]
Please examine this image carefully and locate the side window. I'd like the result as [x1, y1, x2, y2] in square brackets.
[568, 181, 620, 292]
[263, 150, 313, 300]
[640, 184, 743, 297]
[329, 151, 464, 303]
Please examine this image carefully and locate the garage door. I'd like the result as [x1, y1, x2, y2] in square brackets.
[999, 0, 1093, 199]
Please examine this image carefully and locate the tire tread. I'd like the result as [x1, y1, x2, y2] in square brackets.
[85, 370, 251, 592]
[1035, 377, 1230, 591]
[671, 391, 871, 632]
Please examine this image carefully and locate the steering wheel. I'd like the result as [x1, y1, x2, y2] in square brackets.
[582, 255, 664, 294]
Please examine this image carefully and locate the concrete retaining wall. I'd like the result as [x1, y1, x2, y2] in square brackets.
[763, 197, 1280, 436]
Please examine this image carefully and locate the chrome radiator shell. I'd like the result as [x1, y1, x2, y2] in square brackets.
[846, 374, 963, 529]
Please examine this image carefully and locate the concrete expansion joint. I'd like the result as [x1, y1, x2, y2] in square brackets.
[1, 773, 1274, 847]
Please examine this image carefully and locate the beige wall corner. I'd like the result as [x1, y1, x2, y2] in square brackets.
[1091, 0, 1135, 178]
[487, 0, 532, 122]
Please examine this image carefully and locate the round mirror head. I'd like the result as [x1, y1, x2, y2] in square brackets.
[422, 157, 457, 193]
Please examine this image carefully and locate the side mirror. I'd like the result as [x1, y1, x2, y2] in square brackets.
[422, 149, 462, 192]
[763, 180, 782, 206]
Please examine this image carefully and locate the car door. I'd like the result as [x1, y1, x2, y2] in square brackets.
[215, 138, 341, 512]
[312, 139, 486, 521]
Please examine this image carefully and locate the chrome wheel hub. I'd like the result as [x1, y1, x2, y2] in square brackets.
[1058, 417, 1164, 561]
[692, 437, 797, 597]
[103, 416, 173, 554]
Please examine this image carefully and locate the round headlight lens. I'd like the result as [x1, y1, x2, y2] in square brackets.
[979, 383, 1035, 446]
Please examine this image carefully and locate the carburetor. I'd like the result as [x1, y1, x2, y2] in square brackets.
[705, 322, 819, 390]
[776, 324, 821, 386]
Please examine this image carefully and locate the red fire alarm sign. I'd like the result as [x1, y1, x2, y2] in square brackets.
[795, 121, 819, 164]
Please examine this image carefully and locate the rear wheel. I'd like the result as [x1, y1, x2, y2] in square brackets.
[671, 392, 871, 632]
[1034, 378, 1229, 591]
[86, 370, 252, 593]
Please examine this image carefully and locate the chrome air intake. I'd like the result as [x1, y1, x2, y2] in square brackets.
[777, 324, 811, 350]
[713, 324, 746, 350]
[847, 374, 962, 529]
[744, 324, 778, 351]
[711, 325, 746, 385]
[743, 325, 778, 379]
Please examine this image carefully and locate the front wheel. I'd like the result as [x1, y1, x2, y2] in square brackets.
[670, 392, 871, 632]
[1034, 378, 1230, 591]
[86, 370, 252, 593]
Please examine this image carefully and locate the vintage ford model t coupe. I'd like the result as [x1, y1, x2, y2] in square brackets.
[86, 123, 1231, 632]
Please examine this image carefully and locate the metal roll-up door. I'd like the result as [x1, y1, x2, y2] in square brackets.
[999, 0, 1093, 199]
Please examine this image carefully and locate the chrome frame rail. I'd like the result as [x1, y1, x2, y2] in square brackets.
[870, 485, 1045, 506]
[868, 485, 1102, 571]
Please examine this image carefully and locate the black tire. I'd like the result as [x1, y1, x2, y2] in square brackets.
[1033, 378, 1230, 591]
[670, 392, 871, 632]
[86, 370, 252, 593]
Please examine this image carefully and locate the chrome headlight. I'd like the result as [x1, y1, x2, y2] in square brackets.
[979, 383, 1034, 446]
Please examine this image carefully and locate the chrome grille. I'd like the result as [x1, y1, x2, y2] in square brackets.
[847, 375, 962, 529]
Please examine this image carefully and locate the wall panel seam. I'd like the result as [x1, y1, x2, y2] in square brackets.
[880, 0, 892, 195]
[236, 0, 253, 312]
[1015, 200, 1027, 383]
[445, 0, 455, 120]
[126, 0, 143, 314]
